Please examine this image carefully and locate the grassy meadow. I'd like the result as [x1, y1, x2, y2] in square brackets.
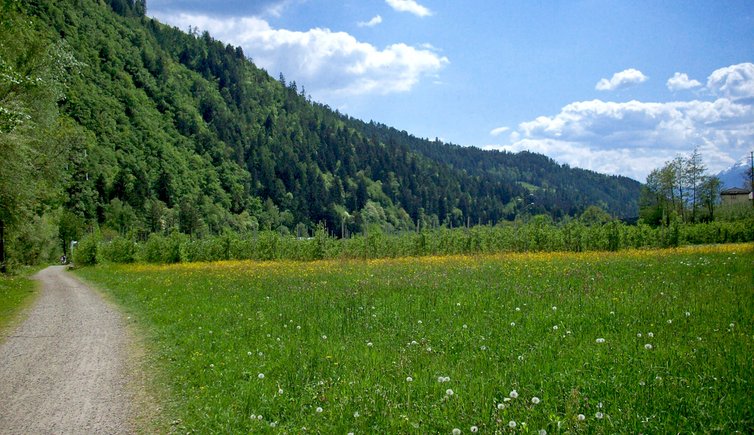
[0, 269, 39, 335]
[75, 244, 753, 433]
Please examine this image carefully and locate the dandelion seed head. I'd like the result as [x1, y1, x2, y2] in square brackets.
[645, 343, 653, 350]
[258, 373, 264, 379]
[367, 342, 373, 347]
[539, 430, 547, 435]
[470, 426, 478, 433]
[596, 338, 605, 343]
[596, 412, 604, 419]
[446, 388, 454, 396]
[552, 325, 558, 331]
[510, 322, 516, 327]
[509, 389, 518, 399]
[509, 420, 517, 428]
[353, 411, 360, 418]
[648, 332, 654, 338]
[406, 376, 413, 382]
[577, 414, 585, 421]
[278, 388, 284, 394]
[552, 306, 557, 311]
[497, 403, 505, 410]
[452, 429, 461, 435]
[531, 396, 540, 404]
[321, 335, 327, 340]
[315, 407, 323, 413]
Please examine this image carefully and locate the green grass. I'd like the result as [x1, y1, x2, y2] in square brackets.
[76, 244, 754, 433]
[0, 268, 39, 336]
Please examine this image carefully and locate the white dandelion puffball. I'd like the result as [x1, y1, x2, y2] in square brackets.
[406, 376, 413, 382]
[353, 411, 360, 418]
[509, 389, 518, 399]
[645, 343, 653, 350]
[321, 335, 327, 340]
[446, 388, 454, 396]
[315, 406, 323, 413]
[596, 411, 604, 419]
[278, 388, 284, 394]
[596, 338, 605, 343]
[470, 426, 478, 433]
[552, 306, 557, 311]
[516, 307, 521, 311]
[648, 332, 654, 338]
[367, 342, 373, 347]
[577, 414, 586, 421]
[531, 396, 540, 404]
[510, 322, 516, 327]
[452, 429, 461, 435]
[270, 422, 277, 428]
[497, 403, 505, 410]
[552, 325, 559, 330]
[257, 415, 263, 420]
[257, 373, 264, 379]
[539, 430, 547, 435]
[509, 420, 517, 428]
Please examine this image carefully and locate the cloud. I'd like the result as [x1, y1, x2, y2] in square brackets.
[707, 62, 754, 101]
[666, 72, 701, 91]
[595, 68, 648, 91]
[358, 15, 383, 27]
[489, 126, 510, 136]
[385, 0, 432, 17]
[153, 13, 448, 97]
[488, 94, 754, 181]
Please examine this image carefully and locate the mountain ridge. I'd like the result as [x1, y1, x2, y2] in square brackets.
[3, 0, 642, 240]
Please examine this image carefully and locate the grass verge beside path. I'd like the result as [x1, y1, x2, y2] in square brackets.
[0, 267, 41, 338]
[76, 244, 754, 433]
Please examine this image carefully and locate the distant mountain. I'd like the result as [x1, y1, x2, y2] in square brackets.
[2, 0, 642, 240]
[717, 155, 752, 189]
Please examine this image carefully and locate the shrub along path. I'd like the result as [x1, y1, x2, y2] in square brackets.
[0, 266, 132, 433]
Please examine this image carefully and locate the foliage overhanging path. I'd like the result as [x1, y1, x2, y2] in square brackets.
[0, 266, 132, 433]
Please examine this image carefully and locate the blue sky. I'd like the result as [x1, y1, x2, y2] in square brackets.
[149, 0, 754, 181]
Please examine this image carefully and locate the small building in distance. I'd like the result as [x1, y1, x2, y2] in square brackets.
[720, 187, 753, 206]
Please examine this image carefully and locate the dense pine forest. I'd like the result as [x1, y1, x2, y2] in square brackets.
[1, 0, 643, 268]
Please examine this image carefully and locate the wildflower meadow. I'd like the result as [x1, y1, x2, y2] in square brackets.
[76, 244, 753, 433]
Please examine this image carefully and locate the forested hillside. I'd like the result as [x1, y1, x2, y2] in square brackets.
[0, 0, 641, 266]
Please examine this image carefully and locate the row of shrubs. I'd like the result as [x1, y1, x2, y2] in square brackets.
[73, 217, 754, 265]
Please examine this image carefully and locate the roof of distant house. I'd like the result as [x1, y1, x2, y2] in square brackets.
[720, 187, 752, 195]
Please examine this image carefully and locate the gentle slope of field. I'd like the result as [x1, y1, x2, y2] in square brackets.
[76, 244, 753, 433]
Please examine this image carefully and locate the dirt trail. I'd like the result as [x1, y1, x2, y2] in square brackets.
[0, 266, 132, 434]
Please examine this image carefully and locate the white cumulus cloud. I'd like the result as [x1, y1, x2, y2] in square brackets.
[487, 64, 754, 181]
[666, 72, 701, 91]
[595, 68, 648, 91]
[707, 62, 754, 101]
[487, 91, 753, 180]
[385, 0, 432, 17]
[153, 12, 448, 98]
[489, 126, 510, 136]
[358, 15, 383, 27]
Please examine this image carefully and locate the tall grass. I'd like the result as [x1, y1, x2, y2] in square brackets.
[0, 268, 38, 334]
[76, 244, 754, 433]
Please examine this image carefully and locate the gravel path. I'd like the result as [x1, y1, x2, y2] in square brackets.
[0, 266, 132, 434]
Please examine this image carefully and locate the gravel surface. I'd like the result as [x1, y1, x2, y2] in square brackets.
[0, 266, 132, 434]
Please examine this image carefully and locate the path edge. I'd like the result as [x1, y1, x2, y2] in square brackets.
[71, 268, 170, 434]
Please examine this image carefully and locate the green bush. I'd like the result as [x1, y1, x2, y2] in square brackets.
[99, 236, 136, 263]
[74, 233, 99, 265]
